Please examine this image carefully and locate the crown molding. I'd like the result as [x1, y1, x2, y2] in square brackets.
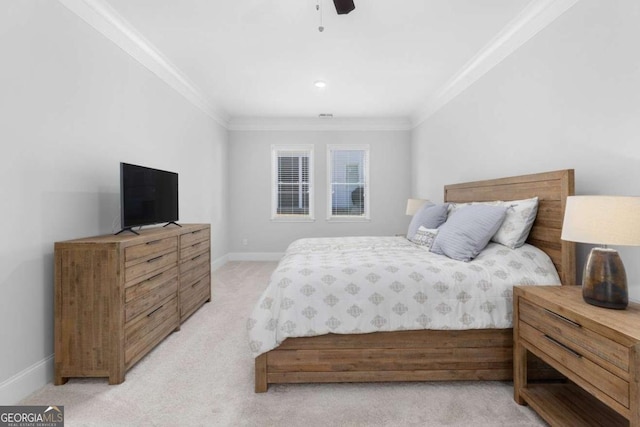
[58, 0, 579, 132]
[228, 117, 413, 132]
[57, 0, 230, 128]
[411, 0, 580, 128]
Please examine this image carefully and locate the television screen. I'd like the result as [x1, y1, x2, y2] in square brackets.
[120, 163, 178, 229]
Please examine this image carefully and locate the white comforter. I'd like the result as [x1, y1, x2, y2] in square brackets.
[247, 236, 560, 357]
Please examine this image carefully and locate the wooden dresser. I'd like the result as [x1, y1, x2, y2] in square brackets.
[514, 285, 640, 426]
[54, 223, 211, 385]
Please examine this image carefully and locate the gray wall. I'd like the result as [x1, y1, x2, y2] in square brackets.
[411, 0, 640, 299]
[0, 2, 229, 403]
[229, 130, 412, 254]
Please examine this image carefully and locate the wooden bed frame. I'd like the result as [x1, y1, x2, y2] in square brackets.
[255, 169, 575, 392]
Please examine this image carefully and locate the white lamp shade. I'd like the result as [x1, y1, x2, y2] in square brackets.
[406, 198, 429, 216]
[561, 196, 640, 246]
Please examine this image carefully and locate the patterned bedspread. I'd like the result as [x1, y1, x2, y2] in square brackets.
[247, 236, 560, 357]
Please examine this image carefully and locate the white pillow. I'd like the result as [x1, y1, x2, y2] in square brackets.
[491, 197, 538, 249]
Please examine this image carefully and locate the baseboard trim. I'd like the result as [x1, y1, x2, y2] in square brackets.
[0, 355, 54, 405]
[211, 254, 228, 271]
[227, 252, 284, 262]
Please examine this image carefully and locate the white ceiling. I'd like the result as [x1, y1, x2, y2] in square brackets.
[81, 0, 573, 126]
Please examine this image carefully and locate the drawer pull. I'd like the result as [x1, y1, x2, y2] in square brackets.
[147, 305, 163, 317]
[146, 239, 161, 245]
[191, 242, 201, 248]
[192, 230, 201, 235]
[191, 254, 202, 261]
[147, 255, 163, 263]
[147, 272, 164, 281]
[192, 280, 200, 288]
[544, 335, 582, 359]
[544, 308, 582, 328]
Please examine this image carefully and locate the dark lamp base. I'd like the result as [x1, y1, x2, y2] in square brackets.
[582, 247, 628, 310]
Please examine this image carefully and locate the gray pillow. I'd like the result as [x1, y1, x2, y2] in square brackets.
[406, 203, 449, 240]
[430, 204, 507, 262]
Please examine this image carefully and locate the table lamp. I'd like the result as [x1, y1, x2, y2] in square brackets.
[406, 198, 429, 216]
[561, 195, 640, 309]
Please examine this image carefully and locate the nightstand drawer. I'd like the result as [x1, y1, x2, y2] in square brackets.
[519, 298, 629, 375]
[520, 321, 629, 408]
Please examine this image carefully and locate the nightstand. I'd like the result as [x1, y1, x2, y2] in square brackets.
[514, 285, 640, 426]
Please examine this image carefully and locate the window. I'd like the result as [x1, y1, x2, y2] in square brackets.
[327, 145, 370, 220]
[271, 145, 314, 221]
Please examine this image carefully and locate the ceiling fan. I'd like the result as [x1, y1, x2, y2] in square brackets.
[317, 0, 355, 32]
[333, 0, 355, 15]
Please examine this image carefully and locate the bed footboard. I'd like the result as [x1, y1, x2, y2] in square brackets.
[255, 329, 514, 392]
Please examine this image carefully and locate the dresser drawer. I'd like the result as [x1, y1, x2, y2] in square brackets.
[125, 267, 178, 323]
[125, 251, 178, 284]
[180, 228, 209, 248]
[180, 251, 210, 286]
[181, 274, 210, 318]
[180, 239, 209, 262]
[519, 299, 629, 375]
[519, 321, 629, 408]
[125, 295, 178, 365]
[125, 236, 178, 263]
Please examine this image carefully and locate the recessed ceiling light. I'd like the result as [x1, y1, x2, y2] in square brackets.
[314, 80, 327, 89]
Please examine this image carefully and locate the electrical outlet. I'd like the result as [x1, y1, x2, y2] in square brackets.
[242, 238, 248, 246]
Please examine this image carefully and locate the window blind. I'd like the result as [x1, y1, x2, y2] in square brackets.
[271, 146, 314, 219]
[328, 146, 369, 218]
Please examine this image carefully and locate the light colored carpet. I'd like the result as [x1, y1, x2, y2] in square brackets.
[22, 261, 545, 426]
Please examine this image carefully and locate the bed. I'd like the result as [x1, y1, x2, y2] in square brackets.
[251, 169, 575, 392]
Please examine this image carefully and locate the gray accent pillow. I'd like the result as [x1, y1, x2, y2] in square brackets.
[406, 203, 449, 240]
[431, 204, 508, 262]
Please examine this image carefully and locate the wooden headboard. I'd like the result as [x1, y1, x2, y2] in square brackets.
[444, 169, 575, 286]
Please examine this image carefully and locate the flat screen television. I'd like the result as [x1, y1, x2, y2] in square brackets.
[120, 162, 178, 232]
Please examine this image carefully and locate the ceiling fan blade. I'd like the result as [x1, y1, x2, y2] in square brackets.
[333, 0, 355, 15]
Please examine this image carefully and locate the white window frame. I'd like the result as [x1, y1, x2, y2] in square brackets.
[271, 144, 315, 222]
[326, 144, 370, 222]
